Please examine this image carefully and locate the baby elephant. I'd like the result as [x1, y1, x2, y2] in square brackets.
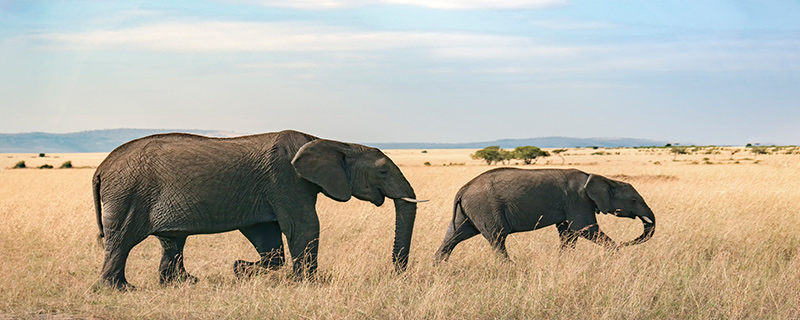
[434, 168, 655, 262]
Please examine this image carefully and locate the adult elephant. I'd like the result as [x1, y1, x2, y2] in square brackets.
[93, 130, 423, 290]
[433, 168, 655, 262]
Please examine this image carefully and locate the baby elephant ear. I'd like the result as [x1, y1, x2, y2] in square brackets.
[585, 174, 614, 214]
[292, 139, 352, 202]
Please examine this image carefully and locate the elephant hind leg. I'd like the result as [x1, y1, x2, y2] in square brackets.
[433, 214, 480, 263]
[235, 222, 286, 278]
[480, 231, 510, 262]
[99, 233, 148, 291]
[156, 235, 198, 285]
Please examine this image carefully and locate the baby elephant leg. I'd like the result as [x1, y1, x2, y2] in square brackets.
[235, 222, 285, 278]
[157, 235, 198, 284]
[433, 216, 480, 263]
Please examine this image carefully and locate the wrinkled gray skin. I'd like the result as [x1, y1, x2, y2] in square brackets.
[433, 168, 655, 262]
[93, 130, 419, 290]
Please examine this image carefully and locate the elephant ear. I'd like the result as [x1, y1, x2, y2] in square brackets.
[585, 174, 615, 214]
[292, 139, 352, 202]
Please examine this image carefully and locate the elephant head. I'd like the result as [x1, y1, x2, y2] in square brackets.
[585, 174, 655, 247]
[291, 139, 423, 271]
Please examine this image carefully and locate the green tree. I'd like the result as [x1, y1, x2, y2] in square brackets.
[749, 146, 769, 160]
[499, 149, 514, 165]
[513, 146, 550, 165]
[552, 149, 567, 164]
[671, 146, 688, 160]
[471, 146, 503, 165]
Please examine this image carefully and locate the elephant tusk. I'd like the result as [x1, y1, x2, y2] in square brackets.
[640, 216, 653, 224]
[400, 197, 429, 203]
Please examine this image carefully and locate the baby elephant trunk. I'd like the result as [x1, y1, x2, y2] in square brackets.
[620, 212, 656, 247]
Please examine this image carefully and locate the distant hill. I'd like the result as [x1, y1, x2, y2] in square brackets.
[0, 129, 243, 153]
[0, 129, 668, 153]
[366, 136, 668, 149]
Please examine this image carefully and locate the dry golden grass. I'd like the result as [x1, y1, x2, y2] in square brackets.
[2, 148, 800, 319]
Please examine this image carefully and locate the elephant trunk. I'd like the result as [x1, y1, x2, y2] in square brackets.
[620, 212, 655, 247]
[382, 166, 419, 272]
[392, 198, 416, 272]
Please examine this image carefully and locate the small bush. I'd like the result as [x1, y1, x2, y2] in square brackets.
[39, 164, 54, 169]
[60, 161, 73, 169]
[421, 150, 427, 153]
[13, 161, 26, 169]
[423, 162, 431, 166]
[39, 153, 46, 157]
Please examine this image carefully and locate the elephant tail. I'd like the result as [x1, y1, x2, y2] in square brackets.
[450, 188, 468, 232]
[93, 174, 104, 248]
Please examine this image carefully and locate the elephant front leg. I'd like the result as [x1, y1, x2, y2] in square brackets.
[156, 235, 198, 285]
[556, 221, 578, 250]
[273, 201, 321, 280]
[489, 234, 510, 261]
[235, 222, 286, 278]
[287, 230, 319, 279]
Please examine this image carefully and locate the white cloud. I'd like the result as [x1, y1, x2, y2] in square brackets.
[30, 21, 528, 53]
[530, 18, 618, 30]
[243, 0, 567, 10]
[436, 37, 800, 73]
[431, 45, 586, 59]
[242, 0, 371, 10]
[382, 0, 568, 10]
[581, 39, 800, 73]
[24, 21, 800, 74]
[87, 9, 166, 26]
[238, 62, 322, 69]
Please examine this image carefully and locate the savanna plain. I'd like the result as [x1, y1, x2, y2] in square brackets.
[2, 147, 800, 319]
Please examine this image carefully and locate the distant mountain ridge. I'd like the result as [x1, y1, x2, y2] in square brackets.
[365, 136, 668, 149]
[0, 129, 668, 153]
[0, 129, 242, 153]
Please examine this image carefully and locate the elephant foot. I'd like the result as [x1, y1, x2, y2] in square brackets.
[432, 252, 450, 265]
[95, 278, 136, 292]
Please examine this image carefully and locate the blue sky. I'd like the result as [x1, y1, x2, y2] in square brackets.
[1, 0, 799, 145]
